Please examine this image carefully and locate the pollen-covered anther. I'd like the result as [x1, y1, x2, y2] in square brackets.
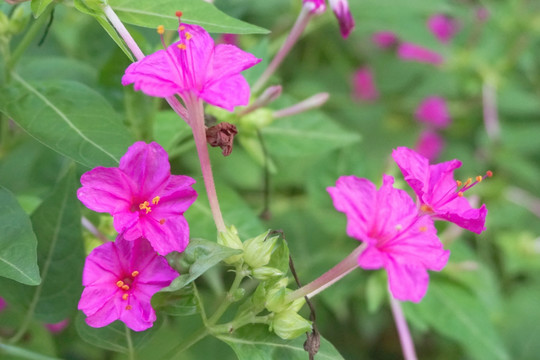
[157, 25, 165, 35]
[419, 226, 428, 232]
[116, 281, 124, 288]
[131, 271, 139, 277]
[177, 43, 187, 50]
[122, 293, 129, 300]
[179, 25, 185, 31]
[159, 219, 166, 225]
[464, 178, 472, 186]
[457, 191, 464, 197]
[139, 201, 152, 214]
[152, 196, 160, 205]
[122, 284, 130, 291]
[456, 180, 462, 187]
[185, 32, 192, 40]
[476, 175, 483, 182]
[420, 204, 433, 213]
[125, 305, 132, 310]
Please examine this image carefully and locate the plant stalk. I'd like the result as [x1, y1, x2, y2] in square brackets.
[389, 293, 418, 360]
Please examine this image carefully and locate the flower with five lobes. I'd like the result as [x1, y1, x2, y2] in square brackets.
[77, 141, 197, 255]
[78, 235, 179, 331]
[392, 147, 489, 234]
[328, 175, 450, 302]
[121, 14, 261, 112]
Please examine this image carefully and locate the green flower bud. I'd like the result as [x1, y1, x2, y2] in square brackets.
[0, 12, 9, 36]
[271, 310, 312, 340]
[266, 287, 287, 313]
[239, 108, 274, 133]
[252, 266, 284, 281]
[8, 6, 30, 35]
[244, 232, 278, 269]
[217, 225, 243, 264]
[232, 287, 246, 302]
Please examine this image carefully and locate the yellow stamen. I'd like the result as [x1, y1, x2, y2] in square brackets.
[395, 224, 403, 231]
[122, 293, 129, 300]
[177, 43, 187, 50]
[185, 32, 192, 40]
[116, 281, 124, 288]
[476, 175, 483, 182]
[139, 201, 152, 214]
[179, 25, 185, 31]
[465, 178, 472, 186]
[458, 191, 464, 197]
[456, 180, 462, 187]
[420, 204, 433, 213]
[125, 305, 132, 310]
[131, 271, 139, 277]
[122, 285, 130, 291]
[419, 226, 428, 232]
[157, 25, 165, 35]
[159, 219, 166, 225]
[152, 196, 160, 205]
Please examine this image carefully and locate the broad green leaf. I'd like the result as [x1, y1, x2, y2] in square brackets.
[163, 239, 242, 292]
[30, 0, 53, 18]
[262, 111, 361, 157]
[0, 166, 85, 323]
[109, 0, 268, 34]
[153, 283, 198, 316]
[218, 324, 345, 360]
[0, 186, 40, 285]
[403, 281, 510, 360]
[75, 312, 163, 352]
[0, 75, 134, 168]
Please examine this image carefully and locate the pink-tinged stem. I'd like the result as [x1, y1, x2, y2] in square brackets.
[186, 93, 226, 232]
[273, 92, 329, 118]
[482, 82, 500, 142]
[389, 294, 418, 360]
[286, 243, 366, 302]
[252, 6, 313, 93]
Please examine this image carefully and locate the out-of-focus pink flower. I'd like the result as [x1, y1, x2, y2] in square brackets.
[329, 0, 355, 38]
[78, 235, 178, 331]
[372, 31, 398, 49]
[397, 42, 444, 65]
[0, 297, 6, 312]
[122, 22, 261, 112]
[392, 147, 488, 234]
[352, 67, 379, 102]
[303, 0, 326, 14]
[415, 130, 445, 162]
[328, 175, 450, 302]
[415, 96, 451, 129]
[476, 7, 489, 22]
[217, 34, 239, 47]
[427, 14, 459, 44]
[77, 142, 197, 255]
[45, 319, 69, 334]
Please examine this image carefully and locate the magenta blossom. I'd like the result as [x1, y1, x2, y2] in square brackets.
[352, 67, 379, 102]
[392, 147, 488, 234]
[0, 297, 6, 312]
[398, 42, 444, 65]
[79, 235, 178, 331]
[303, 0, 326, 14]
[45, 319, 69, 334]
[329, 0, 355, 38]
[77, 142, 197, 255]
[372, 31, 398, 49]
[427, 14, 459, 44]
[328, 175, 449, 302]
[122, 22, 261, 112]
[415, 96, 451, 129]
[415, 130, 445, 162]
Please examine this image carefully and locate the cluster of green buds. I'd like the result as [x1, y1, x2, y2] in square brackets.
[0, 4, 30, 39]
[218, 226, 312, 340]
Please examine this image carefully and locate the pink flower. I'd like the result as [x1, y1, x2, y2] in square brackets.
[122, 22, 261, 112]
[415, 130, 445, 162]
[77, 142, 197, 255]
[476, 7, 489, 22]
[352, 67, 379, 102]
[328, 175, 449, 302]
[328, 0, 355, 38]
[45, 319, 69, 334]
[415, 96, 451, 129]
[392, 147, 488, 234]
[397, 42, 444, 65]
[427, 14, 459, 44]
[0, 297, 6, 312]
[217, 34, 239, 47]
[372, 31, 398, 49]
[78, 235, 178, 331]
[303, 0, 326, 14]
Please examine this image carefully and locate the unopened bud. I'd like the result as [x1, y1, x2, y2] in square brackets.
[244, 232, 279, 269]
[0, 13, 9, 36]
[239, 108, 274, 132]
[273, 93, 330, 118]
[252, 266, 284, 281]
[232, 287, 246, 302]
[8, 6, 30, 35]
[271, 310, 312, 340]
[217, 226, 243, 265]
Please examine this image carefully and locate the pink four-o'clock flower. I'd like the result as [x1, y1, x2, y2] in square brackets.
[397, 42, 444, 65]
[78, 235, 178, 331]
[352, 67, 379, 102]
[415, 96, 451, 129]
[328, 175, 450, 302]
[328, 0, 355, 38]
[77, 141, 197, 255]
[427, 14, 459, 44]
[392, 147, 488, 234]
[122, 21, 261, 112]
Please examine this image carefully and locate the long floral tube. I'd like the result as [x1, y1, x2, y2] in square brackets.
[285, 243, 366, 302]
[389, 294, 418, 360]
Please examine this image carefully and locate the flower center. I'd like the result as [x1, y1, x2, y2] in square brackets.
[116, 270, 140, 310]
[433, 170, 492, 208]
[138, 196, 160, 214]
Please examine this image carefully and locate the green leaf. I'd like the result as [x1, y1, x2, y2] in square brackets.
[0, 75, 134, 168]
[75, 312, 163, 352]
[163, 239, 242, 292]
[0, 166, 85, 323]
[0, 186, 40, 285]
[30, 0, 53, 18]
[108, 0, 268, 34]
[153, 284, 198, 316]
[218, 324, 345, 360]
[402, 281, 510, 360]
[262, 111, 361, 157]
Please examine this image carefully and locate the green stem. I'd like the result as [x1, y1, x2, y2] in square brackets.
[161, 327, 209, 359]
[125, 325, 135, 360]
[207, 265, 245, 325]
[6, 5, 54, 72]
[212, 315, 270, 335]
[192, 282, 208, 326]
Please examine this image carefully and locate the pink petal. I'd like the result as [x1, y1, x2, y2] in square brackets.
[427, 159, 462, 205]
[77, 167, 135, 214]
[119, 296, 156, 332]
[119, 142, 171, 200]
[201, 74, 251, 111]
[386, 259, 429, 303]
[372, 31, 398, 49]
[357, 245, 386, 269]
[156, 175, 197, 214]
[303, 0, 326, 14]
[208, 44, 261, 86]
[140, 215, 190, 255]
[437, 202, 487, 234]
[352, 67, 379, 102]
[427, 14, 459, 44]
[329, 0, 355, 38]
[398, 42, 444, 65]
[113, 211, 140, 240]
[78, 285, 121, 317]
[392, 147, 430, 198]
[415, 130, 445, 162]
[122, 49, 182, 97]
[415, 96, 451, 129]
[82, 242, 124, 286]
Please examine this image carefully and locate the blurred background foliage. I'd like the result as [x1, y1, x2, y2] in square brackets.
[1, 0, 540, 359]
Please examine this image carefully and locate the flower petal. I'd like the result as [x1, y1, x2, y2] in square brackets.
[200, 74, 251, 111]
[207, 44, 261, 85]
[82, 242, 124, 286]
[155, 175, 197, 214]
[119, 296, 156, 332]
[386, 259, 429, 303]
[392, 147, 431, 199]
[357, 245, 386, 269]
[140, 216, 190, 255]
[437, 202, 487, 234]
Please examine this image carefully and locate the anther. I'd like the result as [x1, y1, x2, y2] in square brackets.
[122, 293, 129, 301]
[420, 204, 433, 213]
[419, 226, 428, 232]
[464, 178, 472, 186]
[152, 196, 160, 205]
[125, 305, 132, 310]
[116, 281, 124, 288]
[175, 11, 183, 18]
[179, 26, 185, 31]
[122, 285, 130, 291]
[185, 32, 192, 40]
[131, 271, 139, 277]
[177, 43, 187, 50]
[159, 219, 166, 225]
[458, 191, 464, 197]
[476, 175, 483, 182]
[456, 180, 462, 187]
[157, 25, 165, 35]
